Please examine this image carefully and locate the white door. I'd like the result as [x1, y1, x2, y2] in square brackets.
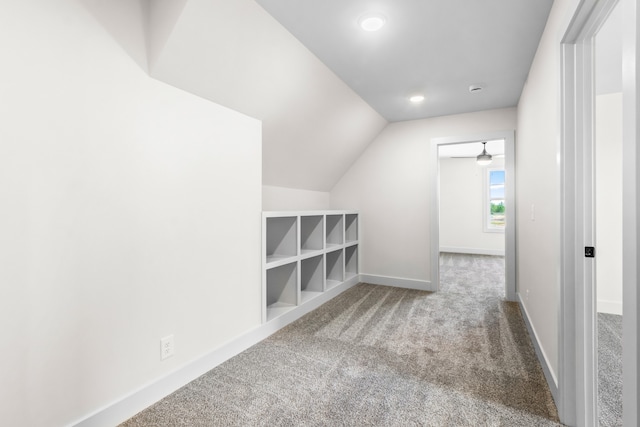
[594, 5, 624, 425]
[560, 0, 639, 425]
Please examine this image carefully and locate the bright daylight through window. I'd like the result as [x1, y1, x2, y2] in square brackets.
[486, 169, 505, 231]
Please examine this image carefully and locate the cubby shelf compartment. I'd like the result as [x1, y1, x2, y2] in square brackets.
[265, 262, 298, 322]
[345, 214, 358, 243]
[300, 255, 324, 304]
[262, 210, 359, 323]
[325, 248, 344, 291]
[300, 215, 324, 256]
[265, 216, 297, 265]
[326, 214, 344, 249]
[345, 245, 358, 281]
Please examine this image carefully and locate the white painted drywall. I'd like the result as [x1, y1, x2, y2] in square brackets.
[330, 108, 516, 282]
[439, 158, 505, 255]
[263, 186, 331, 211]
[596, 93, 623, 315]
[0, 1, 261, 425]
[516, 0, 582, 387]
[148, 0, 388, 192]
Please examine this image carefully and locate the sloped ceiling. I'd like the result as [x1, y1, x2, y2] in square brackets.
[147, 0, 388, 192]
[256, 0, 554, 122]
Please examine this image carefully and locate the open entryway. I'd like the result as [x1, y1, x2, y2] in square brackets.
[438, 140, 506, 298]
[430, 131, 516, 301]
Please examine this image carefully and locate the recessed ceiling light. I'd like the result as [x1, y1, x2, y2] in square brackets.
[359, 13, 386, 31]
[409, 94, 425, 103]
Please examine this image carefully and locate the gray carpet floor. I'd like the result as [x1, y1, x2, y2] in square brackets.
[597, 313, 623, 427]
[122, 253, 561, 426]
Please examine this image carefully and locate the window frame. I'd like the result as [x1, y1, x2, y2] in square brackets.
[484, 167, 506, 233]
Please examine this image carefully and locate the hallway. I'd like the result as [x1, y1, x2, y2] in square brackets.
[122, 254, 559, 426]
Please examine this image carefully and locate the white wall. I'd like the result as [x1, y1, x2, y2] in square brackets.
[262, 186, 331, 211]
[149, 0, 388, 192]
[439, 158, 505, 255]
[0, 1, 262, 425]
[330, 108, 516, 284]
[596, 93, 623, 315]
[515, 0, 581, 389]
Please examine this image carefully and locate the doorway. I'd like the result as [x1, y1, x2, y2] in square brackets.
[437, 141, 506, 298]
[430, 131, 516, 301]
[560, 0, 638, 425]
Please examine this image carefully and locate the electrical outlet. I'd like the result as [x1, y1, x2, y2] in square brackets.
[160, 335, 174, 360]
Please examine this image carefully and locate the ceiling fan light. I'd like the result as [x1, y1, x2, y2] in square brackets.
[476, 142, 493, 165]
[476, 155, 493, 165]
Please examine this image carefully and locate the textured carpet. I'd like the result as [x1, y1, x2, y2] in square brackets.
[597, 313, 623, 427]
[122, 253, 560, 426]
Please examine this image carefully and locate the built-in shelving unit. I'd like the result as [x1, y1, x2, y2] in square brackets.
[262, 210, 360, 323]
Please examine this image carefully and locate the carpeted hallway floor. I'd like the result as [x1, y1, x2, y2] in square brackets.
[122, 253, 561, 426]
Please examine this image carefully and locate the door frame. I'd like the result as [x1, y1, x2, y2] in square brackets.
[559, 0, 638, 425]
[430, 130, 516, 301]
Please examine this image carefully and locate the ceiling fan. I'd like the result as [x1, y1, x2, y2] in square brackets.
[445, 141, 504, 162]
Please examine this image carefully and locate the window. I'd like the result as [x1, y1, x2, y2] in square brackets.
[485, 168, 505, 232]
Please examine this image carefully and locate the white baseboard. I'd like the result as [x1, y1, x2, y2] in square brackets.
[72, 277, 360, 427]
[518, 293, 558, 403]
[597, 299, 623, 315]
[359, 274, 435, 292]
[440, 247, 505, 256]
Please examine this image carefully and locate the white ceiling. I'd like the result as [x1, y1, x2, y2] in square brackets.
[134, 0, 554, 191]
[256, 0, 554, 122]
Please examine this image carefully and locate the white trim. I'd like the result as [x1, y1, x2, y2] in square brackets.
[359, 274, 435, 292]
[483, 167, 506, 233]
[518, 293, 559, 401]
[439, 247, 505, 256]
[72, 276, 360, 427]
[559, 38, 577, 426]
[430, 130, 516, 301]
[560, 0, 633, 425]
[621, 0, 640, 424]
[430, 140, 441, 291]
[263, 209, 358, 217]
[597, 300, 623, 315]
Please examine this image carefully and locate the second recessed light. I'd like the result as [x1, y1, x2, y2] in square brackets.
[409, 94, 425, 103]
[359, 13, 386, 31]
